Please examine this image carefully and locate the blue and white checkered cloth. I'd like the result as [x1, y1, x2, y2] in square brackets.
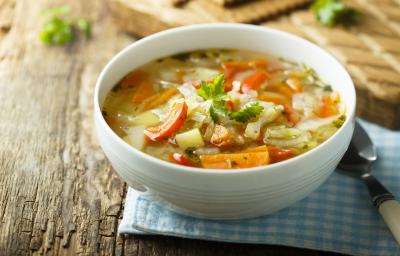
[119, 119, 400, 256]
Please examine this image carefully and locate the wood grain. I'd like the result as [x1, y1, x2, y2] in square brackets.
[108, 0, 310, 37]
[265, 0, 400, 129]
[0, 0, 131, 254]
[0, 0, 342, 255]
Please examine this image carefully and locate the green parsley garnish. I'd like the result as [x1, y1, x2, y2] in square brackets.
[39, 17, 74, 45]
[196, 74, 264, 123]
[39, 6, 91, 45]
[210, 101, 230, 122]
[312, 0, 359, 27]
[333, 115, 346, 128]
[197, 74, 227, 101]
[230, 102, 264, 123]
[197, 74, 229, 122]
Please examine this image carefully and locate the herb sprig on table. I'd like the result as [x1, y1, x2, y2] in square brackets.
[312, 0, 359, 27]
[39, 6, 91, 45]
[197, 74, 264, 123]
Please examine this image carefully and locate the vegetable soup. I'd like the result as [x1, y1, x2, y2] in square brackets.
[102, 49, 345, 169]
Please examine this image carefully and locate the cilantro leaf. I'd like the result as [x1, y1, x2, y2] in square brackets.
[39, 5, 91, 45]
[197, 74, 264, 123]
[230, 102, 264, 123]
[210, 101, 230, 122]
[39, 17, 74, 45]
[197, 74, 230, 122]
[312, 0, 359, 27]
[197, 74, 226, 101]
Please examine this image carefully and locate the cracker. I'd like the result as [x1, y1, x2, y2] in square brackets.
[212, 0, 252, 7]
[170, 0, 190, 7]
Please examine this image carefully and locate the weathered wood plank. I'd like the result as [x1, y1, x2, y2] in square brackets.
[0, 0, 341, 255]
[0, 0, 131, 255]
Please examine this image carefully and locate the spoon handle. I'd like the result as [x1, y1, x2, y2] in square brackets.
[362, 173, 400, 244]
[379, 200, 400, 244]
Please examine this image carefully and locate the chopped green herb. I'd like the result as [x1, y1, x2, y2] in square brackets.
[196, 74, 264, 123]
[39, 5, 91, 45]
[312, 0, 359, 27]
[39, 17, 74, 45]
[323, 85, 333, 92]
[210, 101, 230, 122]
[230, 102, 264, 123]
[333, 115, 346, 128]
[197, 74, 226, 101]
[184, 147, 200, 163]
[279, 57, 299, 66]
[196, 74, 231, 122]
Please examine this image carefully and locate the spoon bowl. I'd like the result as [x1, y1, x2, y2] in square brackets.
[337, 120, 400, 244]
[338, 122, 377, 175]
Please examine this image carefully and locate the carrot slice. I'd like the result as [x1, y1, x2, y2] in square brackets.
[243, 145, 268, 152]
[221, 60, 268, 92]
[243, 145, 295, 164]
[258, 92, 298, 125]
[222, 60, 267, 77]
[241, 70, 271, 93]
[248, 59, 268, 69]
[224, 78, 234, 92]
[268, 146, 296, 163]
[169, 153, 194, 167]
[221, 61, 250, 80]
[121, 70, 147, 89]
[142, 88, 178, 111]
[200, 151, 270, 169]
[210, 125, 232, 147]
[132, 80, 155, 103]
[266, 84, 295, 99]
[258, 92, 288, 105]
[144, 98, 187, 141]
[221, 61, 247, 92]
[315, 95, 339, 118]
[286, 78, 303, 92]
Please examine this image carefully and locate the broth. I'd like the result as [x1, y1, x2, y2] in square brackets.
[102, 49, 345, 169]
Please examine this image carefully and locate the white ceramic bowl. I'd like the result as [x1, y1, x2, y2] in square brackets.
[94, 24, 356, 219]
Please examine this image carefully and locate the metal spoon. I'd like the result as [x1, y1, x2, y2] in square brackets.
[337, 121, 400, 244]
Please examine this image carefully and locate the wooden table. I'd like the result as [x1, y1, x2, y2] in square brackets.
[0, 0, 343, 255]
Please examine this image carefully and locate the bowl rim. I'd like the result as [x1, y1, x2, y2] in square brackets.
[94, 23, 356, 175]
